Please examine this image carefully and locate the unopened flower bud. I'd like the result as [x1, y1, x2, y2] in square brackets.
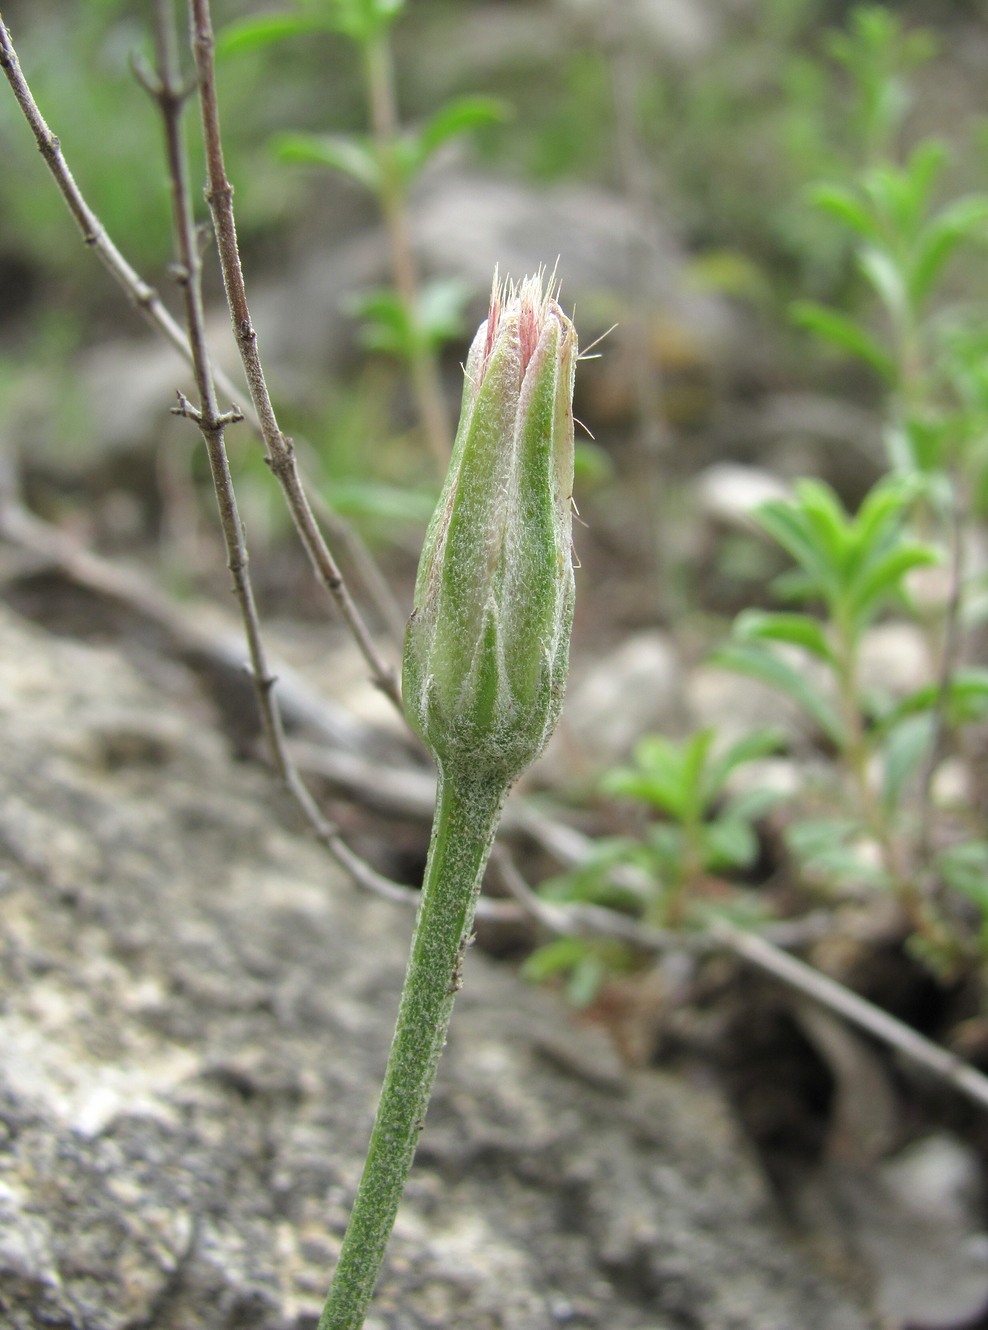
[403, 271, 577, 780]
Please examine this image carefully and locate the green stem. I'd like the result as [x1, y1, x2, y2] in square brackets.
[318, 763, 507, 1330]
[363, 30, 451, 469]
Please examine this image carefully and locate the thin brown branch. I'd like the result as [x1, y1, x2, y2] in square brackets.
[494, 820, 988, 1111]
[0, 11, 185, 356]
[146, 0, 415, 918]
[0, 9, 403, 674]
[709, 917, 988, 1112]
[186, 0, 402, 710]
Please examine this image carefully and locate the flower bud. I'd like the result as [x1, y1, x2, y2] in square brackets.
[403, 271, 577, 780]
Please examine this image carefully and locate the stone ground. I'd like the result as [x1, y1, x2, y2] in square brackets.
[0, 602, 872, 1329]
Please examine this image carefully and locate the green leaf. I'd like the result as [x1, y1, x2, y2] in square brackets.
[880, 669, 988, 730]
[864, 140, 947, 241]
[938, 840, 988, 905]
[417, 96, 508, 163]
[754, 496, 842, 601]
[702, 724, 789, 802]
[643, 823, 687, 877]
[881, 712, 933, 809]
[702, 818, 759, 872]
[858, 246, 908, 327]
[771, 568, 820, 603]
[909, 195, 988, 308]
[792, 301, 895, 380]
[326, 481, 439, 524]
[604, 732, 711, 822]
[808, 182, 879, 239]
[392, 97, 508, 190]
[219, 0, 404, 50]
[846, 541, 940, 621]
[786, 817, 891, 888]
[351, 280, 467, 357]
[351, 288, 414, 356]
[786, 816, 859, 860]
[710, 642, 845, 747]
[537, 837, 648, 910]
[795, 480, 855, 571]
[852, 473, 916, 549]
[416, 277, 470, 348]
[722, 785, 787, 826]
[679, 729, 716, 821]
[216, 12, 336, 57]
[329, 0, 405, 43]
[947, 670, 988, 722]
[522, 936, 591, 983]
[734, 609, 834, 664]
[566, 952, 609, 1008]
[273, 132, 381, 193]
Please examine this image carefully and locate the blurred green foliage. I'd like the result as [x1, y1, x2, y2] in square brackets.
[5, 2, 988, 962]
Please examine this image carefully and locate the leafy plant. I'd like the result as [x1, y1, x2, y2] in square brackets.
[524, 727, 784, 1002]
[218, 0, 506, 469]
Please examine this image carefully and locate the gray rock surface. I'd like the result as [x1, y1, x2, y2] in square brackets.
[0, 603, 871, 1329]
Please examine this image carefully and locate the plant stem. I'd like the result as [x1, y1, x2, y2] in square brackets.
[363, 27, 452, 469]
[318, 763, 506, 1330]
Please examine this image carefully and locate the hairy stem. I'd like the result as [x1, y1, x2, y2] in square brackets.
[319, 765, 506, 1330]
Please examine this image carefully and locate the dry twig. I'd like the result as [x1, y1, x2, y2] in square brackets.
[141, 0, 415, 916]
[0, 8, 402, 679]
[186, 0, 401, 710]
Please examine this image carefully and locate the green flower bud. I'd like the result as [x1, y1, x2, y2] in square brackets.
[403, 271, 577, 781]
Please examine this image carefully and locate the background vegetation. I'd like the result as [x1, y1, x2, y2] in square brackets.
[4, 0, 988, 1213]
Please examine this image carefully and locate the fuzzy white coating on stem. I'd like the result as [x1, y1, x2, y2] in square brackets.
[404, 269, 577, 779]
[320, 274, 578, 1328]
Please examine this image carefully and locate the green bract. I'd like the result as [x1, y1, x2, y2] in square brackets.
[403, 272, 577, 779]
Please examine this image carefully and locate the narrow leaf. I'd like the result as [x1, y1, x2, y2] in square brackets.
[418, 96, 508, 159]
[710, 642, 845, 746]
[702, 818, 758, 872]
[734, 610, 834, 663]
[847, 542, 940, 621]
[272, 132, 381, 193]
[703, 724, 788, 800]
[881, 713, 933, 809]
[754, 498, 841, 600]
[808, 183, 879, 239]
[858, 246, 908, 326]
[909, 195, 988, 307]
[792, 301, 895, 379]
[217, 13, 335, 57]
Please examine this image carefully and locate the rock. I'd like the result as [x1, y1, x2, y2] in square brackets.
[828, 1135, 988, 1330]
[857, 622, 933, 705]
[541, 630, 685, 783]
[560, 0, 723, 61]
[0, 604, 870, 1328]
[694, 462, 790, 533]
[687, 659, 813, 747]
